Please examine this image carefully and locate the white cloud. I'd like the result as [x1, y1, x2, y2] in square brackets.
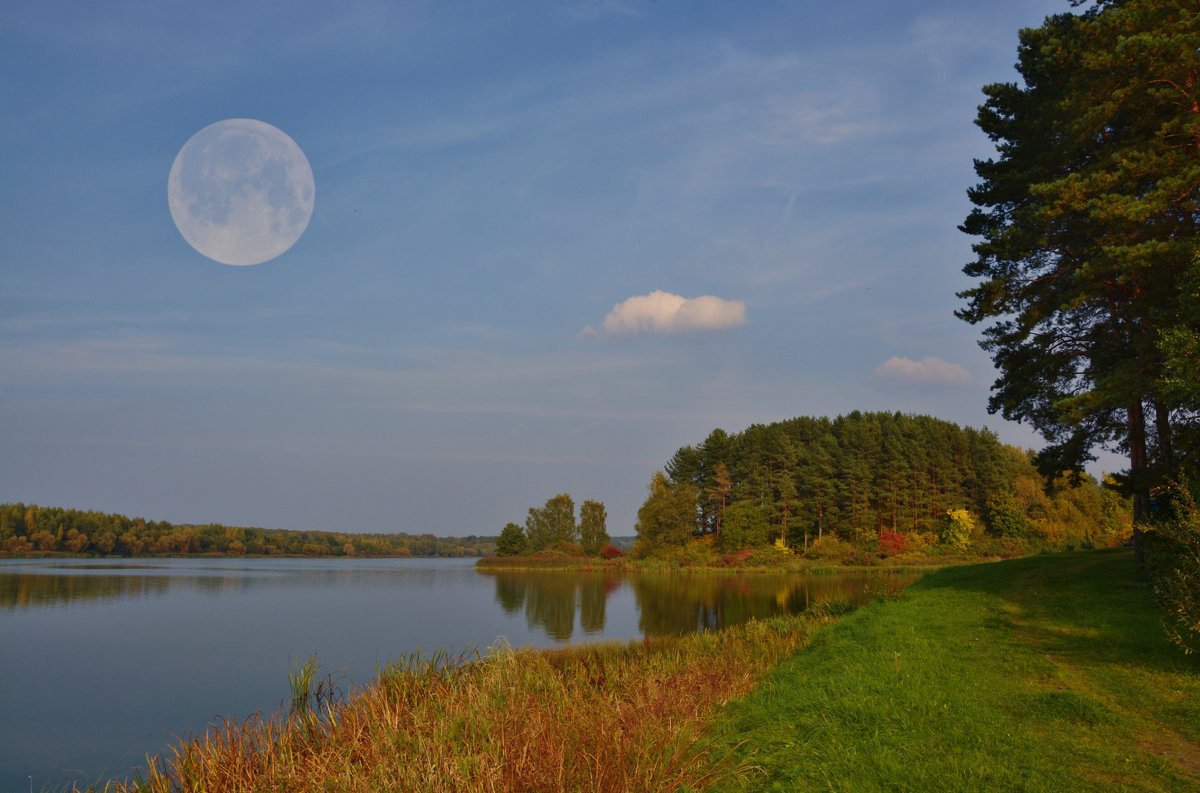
[874, 356, 972, 387]
[585, 290, 747, 337]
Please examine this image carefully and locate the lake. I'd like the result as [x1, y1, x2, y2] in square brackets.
[0, 557, 914, 791]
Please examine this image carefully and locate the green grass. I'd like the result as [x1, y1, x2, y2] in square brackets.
[705, 548, 1200, 792]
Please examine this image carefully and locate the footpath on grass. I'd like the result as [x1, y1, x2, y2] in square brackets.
[707, 548, 1200, 792]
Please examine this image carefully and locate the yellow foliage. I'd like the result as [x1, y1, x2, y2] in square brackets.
[942, 509, 975, 550]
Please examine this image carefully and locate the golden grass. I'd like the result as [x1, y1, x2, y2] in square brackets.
[111, 614, 824, 793]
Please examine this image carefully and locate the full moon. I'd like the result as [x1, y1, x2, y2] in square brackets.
[167, 119, 315, 266]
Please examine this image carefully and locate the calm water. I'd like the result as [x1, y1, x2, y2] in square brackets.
[0, 557, 913, 791]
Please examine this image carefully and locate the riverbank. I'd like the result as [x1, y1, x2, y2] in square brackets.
[86, 550, 1198, 792]
[706, 548, 1200, 791]
[98, 604, 843, 793]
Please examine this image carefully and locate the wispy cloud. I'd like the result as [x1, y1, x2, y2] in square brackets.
[874, 355, 972, 387]
[583, 290, 747, 337]
[558, 0, 642, 22]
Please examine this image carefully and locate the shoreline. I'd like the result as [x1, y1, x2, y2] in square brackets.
[93, 601, 845, 792]
[475, 553, 987, 574]
[83, 549, 1200, 792]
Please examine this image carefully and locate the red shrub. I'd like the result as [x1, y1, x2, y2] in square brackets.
[879, 530, 907, 556]
[844, 548, 879, 566]
[717, 548, 754, 567]
[600, 545, 624, 559]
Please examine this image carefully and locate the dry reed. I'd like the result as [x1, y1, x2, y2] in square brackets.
[107, 614, 824, 793]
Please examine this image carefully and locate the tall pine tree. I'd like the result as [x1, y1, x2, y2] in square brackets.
[958, 0, 1200, 534]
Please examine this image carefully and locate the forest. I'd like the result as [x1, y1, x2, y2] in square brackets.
[635, 411, 1131, 558]
[0, 503, 494, 557]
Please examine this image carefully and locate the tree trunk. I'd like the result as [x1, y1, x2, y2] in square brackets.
[1153, 398, 1175, 477]
[1129, 400, 1149, 565]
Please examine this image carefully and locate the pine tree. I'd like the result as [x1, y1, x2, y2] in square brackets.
[958, 0, 1200, 531]
[496, 522, 527, 556]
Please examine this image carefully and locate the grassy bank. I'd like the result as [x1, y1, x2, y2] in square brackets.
[102, 609, 842, 793]
[706, 549, 1200, 791]
[475, 553, 954, 574]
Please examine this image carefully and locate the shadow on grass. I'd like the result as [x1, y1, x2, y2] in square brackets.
[916, 548, 1200, 676]
[705, 547, 1200, 792]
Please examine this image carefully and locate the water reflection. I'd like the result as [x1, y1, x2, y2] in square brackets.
[482, 568, 919, 640]
[0, 560, 449, 611]
[490, 571, 619, 641]
[0, 571, 173, 609]
[0, 567, 283, 610]
[1, 557, 922, 791]
[2, 560, 919, 641]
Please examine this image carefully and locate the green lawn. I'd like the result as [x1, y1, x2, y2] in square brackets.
[707, 549, 1200, 792]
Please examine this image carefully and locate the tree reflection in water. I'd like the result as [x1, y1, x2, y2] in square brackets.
[1, 571, 174, 610]
[0, 563, 418, 610]
[5, 562, 918, 642]
[488, 572, 618, 642]
[485, 568, 920, 642]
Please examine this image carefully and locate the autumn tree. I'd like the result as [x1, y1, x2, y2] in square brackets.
[578, 499, 609, 556]
[63, 528, 90, 554]
[544, 493, 578, 547]
[635, 472, 698, 552]
[524, 506, 552, 552]
[524, 494, 578, 552]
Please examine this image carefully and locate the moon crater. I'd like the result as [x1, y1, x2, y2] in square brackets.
[168, 119, 315, 266]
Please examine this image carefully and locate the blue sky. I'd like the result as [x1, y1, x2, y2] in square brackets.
[0, 0, 1118, 535]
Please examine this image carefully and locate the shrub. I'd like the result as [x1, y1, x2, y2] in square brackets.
[649, 540, 717, 567]
[548, 541, 584, 557]
[684, 539, 719, 566]
[746, 545, 794, 566]
[983, 492, 1034, 537]
[842, 548, 878, 567]
[716, 548, 754, 567]
[599, 545, 624, 560]
[905, 531, 937, 553]
[940, 509, 975, 550]
[973, 535, 1033, 559]
[804, 536, 852, 560]
[1144, 485, 1200, 654]
[878, 530, 906, 556]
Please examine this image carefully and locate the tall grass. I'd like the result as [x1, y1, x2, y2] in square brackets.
[107, 612, 829, 793]
[287, 654, 319, 717]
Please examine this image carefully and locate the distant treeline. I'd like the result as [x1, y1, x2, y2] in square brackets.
[0, 503, 494, 557]
[637, 411, 1130, 553]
